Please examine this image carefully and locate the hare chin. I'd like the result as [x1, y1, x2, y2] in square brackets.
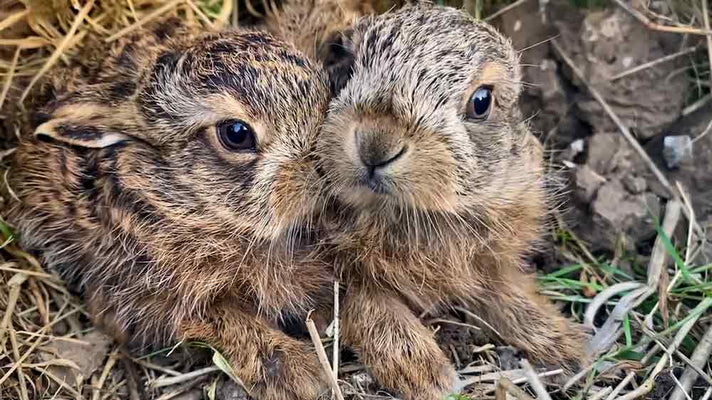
[339, 184, 458, 215]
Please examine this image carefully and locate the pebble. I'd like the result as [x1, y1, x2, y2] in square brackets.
[662, 135, 693, 169]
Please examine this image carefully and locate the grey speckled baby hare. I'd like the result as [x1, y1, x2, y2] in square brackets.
[269, 3, 589, 399]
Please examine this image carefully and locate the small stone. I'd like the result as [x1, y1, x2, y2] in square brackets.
[623, 175, 647, 194]
[52, 320, 69, 336]
[588, 179, 659, 251]
[560, 138, 585, 161]
[495, 346, 522, 370]
[575, 165, 607, 203]
[662, 135, 693, 169]
[217, 379, 251, 400]
[587, 133, 621, 175]
[351, 371, 373, 386]
[41, 330, 112, 388]
[172, 389, 203, 400]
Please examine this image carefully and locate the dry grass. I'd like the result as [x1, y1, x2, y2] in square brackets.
[0, 0, 711, 399]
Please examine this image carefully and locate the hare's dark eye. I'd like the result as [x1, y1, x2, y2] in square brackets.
[466, 86, 493, 120]
[217, 119, 256, 151]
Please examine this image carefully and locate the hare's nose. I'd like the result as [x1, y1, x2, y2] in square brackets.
[355, 131, 406, 172]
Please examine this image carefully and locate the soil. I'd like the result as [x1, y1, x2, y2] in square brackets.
[494, 0, 712, 260]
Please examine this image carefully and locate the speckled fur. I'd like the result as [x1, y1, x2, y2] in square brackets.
[262, 0, 377, 95]
[309, 5, 588, 399]
[6, 20, 332, 400]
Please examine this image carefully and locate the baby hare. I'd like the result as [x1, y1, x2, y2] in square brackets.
[308, 5, 588, 399]
[6, 20, 332, 399]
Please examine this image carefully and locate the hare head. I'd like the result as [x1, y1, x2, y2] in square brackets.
[28, 27, 330, 243]
[316, 5, 544, 243]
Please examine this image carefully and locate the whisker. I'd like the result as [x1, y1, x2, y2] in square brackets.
[516, 34, 560, 54]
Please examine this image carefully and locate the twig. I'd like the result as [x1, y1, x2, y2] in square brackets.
[605, 345, 661, 400]
[244, 0, 264, 17]
[92, 351, 118, 400]
[484, 0, 532, 21]
[184, 0, 215, 29]
[427, 318, 482, 331]
[587, 284, 649, 356]
[589, 386, 613, 400]
[562, 360, 597, 390]
[19, 0, 95, 103]
[673, 349, 712, 386]
[0, 264, 57, 279]
[149, 366, 219, 388]
[455, 306, 502, 337]
[583, 282, 645, 329]
[0, 46, 20, 110]
[28, 278, 49, 326]
[0, 9, 29, 33]
[9, 328, 29, 400]
[646, 200, 682, 289]
[616, 298, 711, 400]
[520, 359, 551, 400]
[683, 93, 712, 116]
[495, 380, 506, 400]
[121, 356, 141, 400]
[106, 0, 184, 42]
[612, 0, 712, 35]
[677, 182, 696, 266]
[495, 377, 536, 400]
[0, 37, 49, 48]
[609, 47, 699, 81]
[459, 364, 497, 375]
[702, 388, 712, 400]
[15, 330, 90, 345]
[213, 0, 234, 28]
[0, 272, 28, 348]
[463, 0, 476, 19]
[458, 368, 563, 389]
[669, 323, 712, 400]
[126, 0, 138, 22]
[306, 311, 345, 400]
[586, 200, 682, 356]
[0, 327, 46, 387]
[670, 372, 694, 400]
[703, 0, 712, 89]
[449, 344, 461, 369]
[332, 280, 340, 378]
[35, 366, 82, 399]
[692, 117, 712, 144]
[154, 377, 207, 400]
[131, 358, 181, 376]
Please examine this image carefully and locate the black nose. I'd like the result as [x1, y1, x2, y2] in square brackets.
[355, 131, 405, 171]
[360, 146, 405, 169]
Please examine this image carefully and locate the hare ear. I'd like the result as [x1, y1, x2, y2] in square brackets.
[319, 30, 356, 96]
[33, 103, 132, 148]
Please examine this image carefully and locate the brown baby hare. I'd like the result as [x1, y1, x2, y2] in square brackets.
[5, 19, 333, 400]
[309, 4, 588, 399]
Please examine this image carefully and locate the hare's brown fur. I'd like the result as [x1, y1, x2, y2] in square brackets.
[6, 20, 332, 400]
[262, 0, 377, 95]
[306, 5, 587, 398]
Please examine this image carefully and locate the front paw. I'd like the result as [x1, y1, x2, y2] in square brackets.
[370, 342, 458, 400]
[252, 342, 329, 400]
[529, 323, 590, 375]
